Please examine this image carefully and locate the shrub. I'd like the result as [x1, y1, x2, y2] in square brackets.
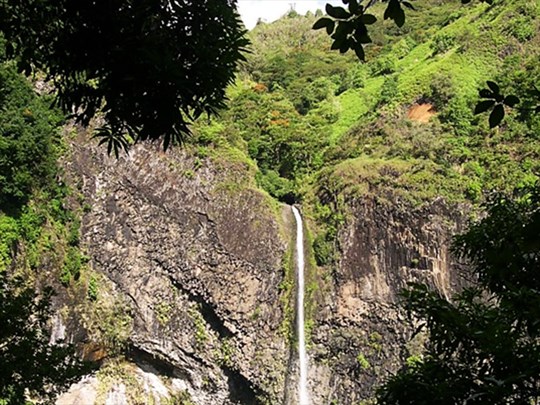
[465, 181, 482, 202]
[508, 16, 535, 42]
[0, 64, 62, 212]
[430, 32, 455, 55]
[60, 247, 82, 285]
[379, 76, 401, 105]
[429, 73, 455, 110]
[0, 215, 19, 271]
[313, 233, 335, 266]
[255, 170, 296, 203]
[88, 275, 99, 301]
[370, 55, 397, 76]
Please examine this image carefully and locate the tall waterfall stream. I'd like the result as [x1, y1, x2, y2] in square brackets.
[292, 206, 309, 405]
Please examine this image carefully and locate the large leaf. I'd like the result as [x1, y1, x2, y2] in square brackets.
[312, 17, 332, 30]
[384, 0, 406, 27]
[331, 37, 344, 50]
[326, 20, 335, 35]
[474, 100, 495, 115]
[479, 89, 494, 99]
[503, 95, 520, 107]
[348, 0, 361, 15]
[339, 38, 351, 54]
[334, 21, 354, 39]
[354, 26, 372, 44]
[353, 43, 365, 61]
[487, 81, 500, 94]
[326, 4, 351, 19]
[361, 14, 377, 25]
[489, 104, 505, 128]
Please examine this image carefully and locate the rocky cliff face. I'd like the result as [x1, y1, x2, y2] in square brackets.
[308, 196, 467, 403]
[57, 137, 293, 404]
[56, 136, 467, 404]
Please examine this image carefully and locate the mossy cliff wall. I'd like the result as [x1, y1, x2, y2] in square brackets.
[309, 196, 467, 403]
[57, 139, 466, 404]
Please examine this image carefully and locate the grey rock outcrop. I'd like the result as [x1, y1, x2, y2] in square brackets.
[60, 140, 292, 404]
[308, 196, 467, 403]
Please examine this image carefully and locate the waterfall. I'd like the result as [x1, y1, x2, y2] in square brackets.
[292, 206, 309, 405]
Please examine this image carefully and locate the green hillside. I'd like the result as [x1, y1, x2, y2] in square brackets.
[191, 0, 540, 208]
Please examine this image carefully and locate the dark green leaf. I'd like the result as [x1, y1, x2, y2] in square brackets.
[487, 81, 500, 94]
[474, 100, 495, 114]
[361, 14, 377, 25]
[395, 7, 406, 27]
[326, 4, 351, 19]
[383, 1, 394, 20]
[503, 95, 520, 107]
[489, 104, 504, 128]
[353, 43, 365, 61]
[334, 21, 355, 38]
[331, 38, 343, 50]
[384, 0, 406, 27]
[312, 17, 332, 30]
[339, 39, 351, 54]
[349, 0, 360, 14]
[479, 89, 494, 99]
[326, 20, 335, 35]
[354, 27, 372, 44]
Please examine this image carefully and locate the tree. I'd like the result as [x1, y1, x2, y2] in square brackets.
[376, 187, 540, 404]
[0, 58, 62, 212]
[0, 0, 249, 154]
[0, 273, 86, 404]
[314, 0, 492, 61]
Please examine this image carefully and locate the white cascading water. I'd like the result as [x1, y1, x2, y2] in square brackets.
[292, 206, 309, 405]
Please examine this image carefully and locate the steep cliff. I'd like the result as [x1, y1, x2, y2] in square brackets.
[307, 196, 468, 403]
[54, 132, 468, 404]
[56, 134, 294, 404]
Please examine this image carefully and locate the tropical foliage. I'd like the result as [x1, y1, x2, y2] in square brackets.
[0, 0, 249, 152]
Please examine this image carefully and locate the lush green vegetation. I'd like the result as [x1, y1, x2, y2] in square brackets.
[0, 62, 63, 212]
[192, 0, 539, 208]
[188, 0, 539, 284]
[0, 51, 91, 403]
